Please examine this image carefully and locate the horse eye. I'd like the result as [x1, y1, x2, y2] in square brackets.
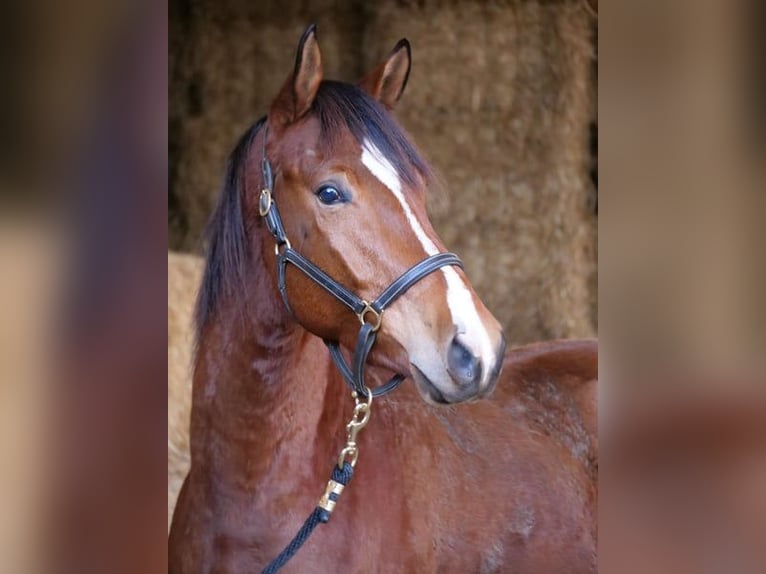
[316, 185, 343, 205]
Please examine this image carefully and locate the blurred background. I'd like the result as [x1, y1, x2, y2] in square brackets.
[600, 1, 766, 571]
[1, 0, 167, 572]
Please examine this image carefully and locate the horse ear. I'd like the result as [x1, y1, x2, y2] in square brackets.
[270, 24, 323, 129]
[358, 39, 411, 110]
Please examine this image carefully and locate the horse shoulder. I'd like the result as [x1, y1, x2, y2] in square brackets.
[501, 339, 598, 474]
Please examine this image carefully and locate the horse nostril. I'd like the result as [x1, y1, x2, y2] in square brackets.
[447, 335, 483, 387]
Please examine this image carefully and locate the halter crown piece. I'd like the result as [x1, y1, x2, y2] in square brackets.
[257, 124, 464, 399]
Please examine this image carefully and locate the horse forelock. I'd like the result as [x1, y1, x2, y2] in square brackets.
[312, 80, 433, 188]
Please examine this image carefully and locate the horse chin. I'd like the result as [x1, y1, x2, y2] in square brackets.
[410, 364, 479, 405]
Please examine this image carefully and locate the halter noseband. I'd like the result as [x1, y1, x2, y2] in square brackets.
[257, 125, 463, 398]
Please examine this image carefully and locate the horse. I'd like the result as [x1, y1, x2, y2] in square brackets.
[169, 25, 598, 573]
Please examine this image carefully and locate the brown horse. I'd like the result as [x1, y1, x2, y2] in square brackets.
[169, 26, 597, 573]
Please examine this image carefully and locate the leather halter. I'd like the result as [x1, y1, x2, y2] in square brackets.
[257, 126, 463, 398]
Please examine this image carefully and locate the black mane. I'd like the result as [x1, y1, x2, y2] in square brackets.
[194, 81, 431, 343]
[193, 117, 263, 343]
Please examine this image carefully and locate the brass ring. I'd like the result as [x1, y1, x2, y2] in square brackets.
[274, 238, 292, 256]
[351, 387, 373, 408]
[357, 301, 382, 332]
[338, 446, 359, 469]
[259, 188, 272, 217]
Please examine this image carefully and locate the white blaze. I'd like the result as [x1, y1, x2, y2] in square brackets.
[360, 139, 495, 382]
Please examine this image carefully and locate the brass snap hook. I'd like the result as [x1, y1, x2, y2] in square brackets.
[337, 388, 372, 469]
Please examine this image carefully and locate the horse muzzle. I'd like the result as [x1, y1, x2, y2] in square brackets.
[411, 333, 506, 404]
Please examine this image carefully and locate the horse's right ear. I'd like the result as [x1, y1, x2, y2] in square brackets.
[270, 24, 323, 130]
[358, 39, 411, 110]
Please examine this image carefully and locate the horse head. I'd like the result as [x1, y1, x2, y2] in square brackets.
[251, 26, 506, 404]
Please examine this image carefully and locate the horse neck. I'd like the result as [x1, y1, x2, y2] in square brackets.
[191, 235, 346, 489]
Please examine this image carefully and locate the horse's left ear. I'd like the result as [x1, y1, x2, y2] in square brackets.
[358, 39, 411, 110]
[270, 24, 323, 129]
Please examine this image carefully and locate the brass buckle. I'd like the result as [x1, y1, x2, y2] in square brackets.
[259, 188, 272, 217]
[357, 301, 382, 332]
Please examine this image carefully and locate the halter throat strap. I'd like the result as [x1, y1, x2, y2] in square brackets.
[258, 133, 463, 397]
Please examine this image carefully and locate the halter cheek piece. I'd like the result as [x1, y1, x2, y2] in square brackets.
[257, 128, 463, 398]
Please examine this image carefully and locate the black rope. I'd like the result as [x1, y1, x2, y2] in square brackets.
[262, 463, 354, 574]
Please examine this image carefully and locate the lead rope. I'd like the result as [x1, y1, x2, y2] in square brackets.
[262, 390, 372, 574]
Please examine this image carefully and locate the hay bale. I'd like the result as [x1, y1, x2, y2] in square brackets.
[167, 251, 203, 529]
[363, 0, 597, 344]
